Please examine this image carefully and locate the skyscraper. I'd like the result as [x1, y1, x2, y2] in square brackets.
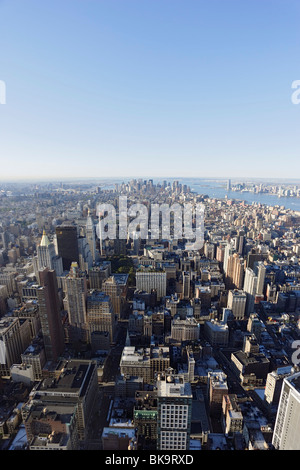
[227, 289, 247, 320]
[264, 366, 294, 411]
[37, 230, 63, 277]
[223, 243, 235, 274]
[37, 268, 65, 362]
[64, 262, 88, 342]
[56, 225, 79, 271]
[225, 253, 244, 289]
[272, 371, 300, 450]
[86, 290, 116, 344]
[136, 270, 167, 301]
[256, 261, 266, 296]
[156, 372, 192, 450]
[85, 209, 98, 263]
[243, 267, 258, 315]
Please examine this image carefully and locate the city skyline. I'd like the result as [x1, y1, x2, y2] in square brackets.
[1, 0, 300, 180]
[1, 176, 300, 450]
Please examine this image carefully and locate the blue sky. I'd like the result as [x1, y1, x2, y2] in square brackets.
[0, 0, 300, 181]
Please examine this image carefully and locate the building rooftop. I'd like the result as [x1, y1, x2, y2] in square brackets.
[0, 316, 18, 334]
[156, 373, 192, 398]
[36, 360, 95, 396]
[102, 427, 136, 439]
[286, 371, 300, 393]
[208, 371, 228, 389]
[40, 230, 51, 247]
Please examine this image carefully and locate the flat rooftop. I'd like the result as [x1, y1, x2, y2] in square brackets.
[286, 371, 300, 393]
[157, 375, 192, 398]
[37, 360, 94, 395]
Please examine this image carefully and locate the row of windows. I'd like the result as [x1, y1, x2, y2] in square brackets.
[161, 421, 188, 428]
[161, 432, 187, 438]
[160, 431, 187, 450]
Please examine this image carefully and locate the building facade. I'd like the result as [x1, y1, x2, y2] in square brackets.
[156, 372, 192, 450]
[272, 372, 300, 450]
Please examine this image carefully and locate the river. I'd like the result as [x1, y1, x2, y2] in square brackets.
[101, 177, 300, 212]
[179, 178, 300, 212]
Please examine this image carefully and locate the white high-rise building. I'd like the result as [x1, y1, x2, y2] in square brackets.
[37, 230, 63, 277]
[272, 371, 300, 450]
[264, 366, 293, 410]
[243, 267, 258, 315]
[136, 270, 167, 300]
[157, 372, 192, 450]
[256, 261, 266, 296]
[227, 289, 247, 319]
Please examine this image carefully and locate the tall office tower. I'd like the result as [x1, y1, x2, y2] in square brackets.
[182, 272, 190, 299]
[243, 267, 258, 315]
[37, 230, 63, 277]
[247, 313, 263, 342]
[103, 274, 128, 320]
[86, 290, 116, 344]
[225, 253, 235, 289]
[85, 210, 98, 263]
[64, 262, 88, 342]
[264, 366, 294, 411]
[0, 317, 24, 377]
[237, 232, 245, 256]
[216, 243, 225, 263]
[227, 289, 247, 320]
[136, 270, 167, 301]
[227, 179, 231, 191]
[231, 254, 245, 289]
[78, 236, 93, 271]
[272, 372, 300, 450]
[36, 268, 65, 362]
[55, 224, 79, 271]
[256, 261, 266, 296]
[156, 372, 192, 451]
[223, 243, 235, 274]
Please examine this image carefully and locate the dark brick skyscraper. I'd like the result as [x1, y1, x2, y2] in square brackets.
[55, 224, 79, 271]
[37, 268, 65, 362]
